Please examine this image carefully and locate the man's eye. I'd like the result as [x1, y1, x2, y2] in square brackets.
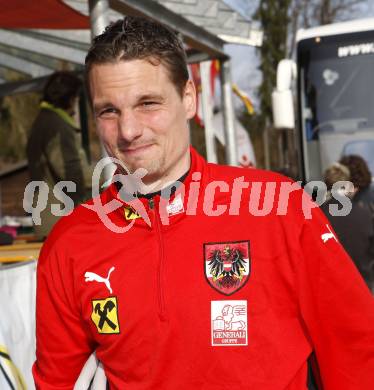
[99, 108, 118, 117]
[141, 101, 158, 108]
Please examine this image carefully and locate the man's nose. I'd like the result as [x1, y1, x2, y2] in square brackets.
[118, 110, 143, 142]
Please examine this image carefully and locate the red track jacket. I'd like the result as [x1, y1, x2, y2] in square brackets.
[33, 147, 374, 389]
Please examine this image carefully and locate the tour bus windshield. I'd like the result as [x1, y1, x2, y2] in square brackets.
[297, 31, 374, 180]
[299, 34, 374, 141]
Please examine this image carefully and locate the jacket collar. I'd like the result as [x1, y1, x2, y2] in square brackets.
[100, 146, 207, 230]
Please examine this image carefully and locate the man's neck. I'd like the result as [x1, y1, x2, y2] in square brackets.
[138, 169, 190, 199]
[142, 151, 191, 194]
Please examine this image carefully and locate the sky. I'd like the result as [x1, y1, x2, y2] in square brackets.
[223, 0, 260, 108]
[222, 0, 374, 109]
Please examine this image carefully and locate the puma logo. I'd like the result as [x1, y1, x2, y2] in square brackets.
[321, 224, 337, 243]
[84, 267, 115, 293]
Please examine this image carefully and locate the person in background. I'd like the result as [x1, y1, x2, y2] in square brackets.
[323, 162, 351, 200]
[340, 154, 374, 206]
[27, 71, 92, 240]
[322, 161, 374, 288]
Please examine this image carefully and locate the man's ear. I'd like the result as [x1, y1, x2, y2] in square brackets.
[183, 80, 197, 120]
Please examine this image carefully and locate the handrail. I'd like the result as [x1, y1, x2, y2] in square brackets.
[0, 160, 28, 180]
[0, 242, 42, 263]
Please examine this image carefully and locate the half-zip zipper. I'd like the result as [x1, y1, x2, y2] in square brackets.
[149, 197, 167, 321]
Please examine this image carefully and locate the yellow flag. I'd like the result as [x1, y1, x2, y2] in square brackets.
[232, 84, 255, 115]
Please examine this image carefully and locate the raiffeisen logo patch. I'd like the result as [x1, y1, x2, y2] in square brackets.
[91, 297, 120, 334]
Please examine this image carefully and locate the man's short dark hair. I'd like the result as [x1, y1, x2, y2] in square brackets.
[85, 16, 189, 96]
[339, 155, 372, 192]
[43, 71, 82, 110]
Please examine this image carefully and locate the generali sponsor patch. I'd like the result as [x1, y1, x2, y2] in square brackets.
[211, 300, 248, 346]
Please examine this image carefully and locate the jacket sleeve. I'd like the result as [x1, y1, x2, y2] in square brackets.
[32, 237, 94, 389]
[295, 205, 374, 389]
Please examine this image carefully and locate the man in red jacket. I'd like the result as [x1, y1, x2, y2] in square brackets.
[33, 16, 374, 389]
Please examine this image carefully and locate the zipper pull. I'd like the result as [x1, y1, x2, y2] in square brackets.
[149, 198, 154, 210]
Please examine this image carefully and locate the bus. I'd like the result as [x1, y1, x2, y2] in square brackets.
[272, 18, 374, 181]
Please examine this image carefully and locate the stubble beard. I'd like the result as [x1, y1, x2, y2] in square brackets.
[117, 152, 167, 187]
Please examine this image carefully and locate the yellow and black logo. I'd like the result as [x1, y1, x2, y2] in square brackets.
[91, 297, 120, 334]
[124, 206, 141, 221]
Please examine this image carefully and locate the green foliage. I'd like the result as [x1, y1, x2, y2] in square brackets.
[254, 0, 291, 125]
[238, 110, 263, 136]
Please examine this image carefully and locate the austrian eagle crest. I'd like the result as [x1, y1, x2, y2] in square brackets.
[204, 241, 250, 295]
